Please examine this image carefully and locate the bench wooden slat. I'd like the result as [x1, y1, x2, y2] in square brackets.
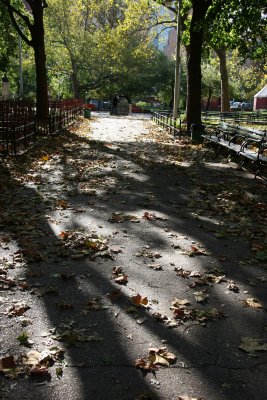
[202, 123, 267, 179]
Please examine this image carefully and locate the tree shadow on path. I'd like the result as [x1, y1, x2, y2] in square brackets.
[0, 124, 266, 400]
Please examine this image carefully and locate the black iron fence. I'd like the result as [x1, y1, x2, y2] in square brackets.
[151, 111, 184, 137]
[0, 99, 83, 156]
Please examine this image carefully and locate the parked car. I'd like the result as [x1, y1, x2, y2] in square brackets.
[241, 102, 253, 111]
[230, 102, 242, 111]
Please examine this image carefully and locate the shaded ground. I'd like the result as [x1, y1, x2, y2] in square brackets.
[0, 113, 266, 400]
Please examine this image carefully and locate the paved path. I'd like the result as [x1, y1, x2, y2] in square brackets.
[0, 114, 266, 400]
[90, 112, 151, 142]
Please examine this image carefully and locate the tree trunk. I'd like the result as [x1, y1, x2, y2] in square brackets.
[215, 48, 230, 112]
[206, 87, 212, 111]
[186, 0, 212, 132]
[1, 0, 49, 119]
[33, 45, 49, 119]
[31, 3, 49, 119]
[70, 63, 80, 99]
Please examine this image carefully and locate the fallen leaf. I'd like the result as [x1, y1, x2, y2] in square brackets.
[143, 212, 156, 220]
[59, 231, 70, 240]
[5, 303, 30, 317]
[243, 298, 263, 309]
[148, 264, 163, 271]
[149, 353, 169, 367]
[0, 355, 17, 369]
[131, 294, 148, 307]
[193, 290, 209, 303]
[227, 282, 239, 292]
[134, 357, 157, 372]
[149, 347, 177, 366]
[114, 274, 128, 284]
[171, 298, 190, 307]
[107, 289, 121, 302]
[83, 298, 109, 311]
[112, 266, 128, 285]
[41, 155, 50, 161]
[135, 345, 177, 372]
[174, 267, 191, 278]
[23, 350, 40, 366]
[177, 396, 205, 400]
[109, 213, 140, 223]
[56, 199, 69, 209]
[239, 337, 267, 354]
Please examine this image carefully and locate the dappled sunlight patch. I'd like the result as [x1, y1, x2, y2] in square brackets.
[1, 115, 266, 398]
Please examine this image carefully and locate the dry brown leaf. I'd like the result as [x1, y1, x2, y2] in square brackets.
[149, 347, 177, 366]
[143, 212, 156, 220]
[171, 298, 190, 307]
[243, 298, 263, 309]
[134, 357, 157, 371]
[193, 290, 209, 303]
[174, 267, 191, 278]
[0, 355, 17, 369]
[177, 396, 205, 400]
[114, 274, 128, 284]
[5, 303, 30, 317]
[107, 289, 121, 302]
[131, 294, 148, 307]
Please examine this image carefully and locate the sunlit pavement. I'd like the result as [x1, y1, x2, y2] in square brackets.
[0, 115, 266, 400]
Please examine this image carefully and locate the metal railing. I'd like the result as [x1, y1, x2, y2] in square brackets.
[151, 111, 184, 137]
[0, 99, 83, 156]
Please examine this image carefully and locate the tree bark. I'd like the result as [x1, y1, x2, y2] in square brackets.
[215, 48, 230, 112]
[70, 61, 80, 99]
[0, 0, 49, 119]
[206, 87, 212, 111]
[31, 2, 49, 119]
[186, 0, 212, 131]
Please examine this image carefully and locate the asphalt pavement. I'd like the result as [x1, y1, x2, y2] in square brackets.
[0, 113, 266, 400]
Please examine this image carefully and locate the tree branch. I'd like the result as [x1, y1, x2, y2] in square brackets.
[0, 0, 33, 45]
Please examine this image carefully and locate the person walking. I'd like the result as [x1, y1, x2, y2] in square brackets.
[111, 95, 119, 115]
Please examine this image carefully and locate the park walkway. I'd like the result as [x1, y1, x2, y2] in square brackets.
[0, 113, 267, 400]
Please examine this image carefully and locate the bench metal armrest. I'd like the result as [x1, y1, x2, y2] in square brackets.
[229, 134, 247, 145]
[240, 138, 261, 152]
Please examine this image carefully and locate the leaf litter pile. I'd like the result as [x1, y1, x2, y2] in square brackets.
[0, 118, 267, 399]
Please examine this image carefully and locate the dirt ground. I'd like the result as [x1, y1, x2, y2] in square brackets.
[0, 113, 266, 400]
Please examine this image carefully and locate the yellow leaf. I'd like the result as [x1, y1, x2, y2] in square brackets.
[243, 298, 263, 308]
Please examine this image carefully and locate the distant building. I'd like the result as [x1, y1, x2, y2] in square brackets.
[253, 85, 267, 110]
[163, 28, 177, 58]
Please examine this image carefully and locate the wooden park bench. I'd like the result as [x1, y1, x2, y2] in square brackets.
[202, 122, 267, 180]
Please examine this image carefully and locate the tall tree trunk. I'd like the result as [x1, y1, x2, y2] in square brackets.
[186, 0, 212, 132]
[33, 45, 49, 119]
[2, 0, 49, 119]
[206, 87, 212, 111]
[70, 61, 80, 99]
[30, 2, 49, 119]
[215, 48, 230, 112]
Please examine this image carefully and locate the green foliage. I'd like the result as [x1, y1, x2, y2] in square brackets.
[227, 51, 266, 101]
[201, 61, 221, 98]
[0, 4, 18, 71]
[44, 0, 171, 100]
[206, 0, 267, 61]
